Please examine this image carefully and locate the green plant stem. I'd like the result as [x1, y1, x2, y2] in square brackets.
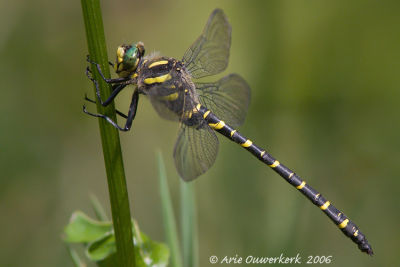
[81, 0, 135, 266]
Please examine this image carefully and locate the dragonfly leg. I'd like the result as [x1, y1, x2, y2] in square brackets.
[86, 55, 127, 84]
[87, 75, 127, 107]
[84, 95, 128, 119]
[83, 89, 139, 131]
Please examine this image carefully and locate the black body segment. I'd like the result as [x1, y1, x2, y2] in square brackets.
[197, 104, 373, 255]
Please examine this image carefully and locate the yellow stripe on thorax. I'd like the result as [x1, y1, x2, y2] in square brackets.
[148, 60, 169, 68]
[144, 73, 172, 84]
[160, 92, 179, 101]
[209, 120, 225, 130]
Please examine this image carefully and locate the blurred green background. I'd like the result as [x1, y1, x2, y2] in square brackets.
[1, 0, 399, 266]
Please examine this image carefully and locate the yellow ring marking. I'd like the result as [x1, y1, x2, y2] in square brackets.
[241, 140, 253, 147]
[144, 73, 172, 84]
[339, 219, 349, 229]
[320, 201, 330, 210]
[203, 110, 210, 119]
[296, 181, 306, 189]
[230, 130, 236, 137]
[354, 230, 359, 237]
[209, 120, 225, 130]
[148, 60, 169, 68]
[289, 173, 294, 179]
[260, 151, 265, 157]
[196, 103, 202, 110]
[268, 160, 280, 168]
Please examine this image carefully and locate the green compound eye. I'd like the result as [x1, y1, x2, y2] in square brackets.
[114, 43, 144, 77]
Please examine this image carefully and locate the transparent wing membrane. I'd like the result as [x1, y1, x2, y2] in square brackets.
[148, 95, 181, 121]
[196, 74, 251, 128]
[183, 9, 231, 79]
[174, 122, 219, 181]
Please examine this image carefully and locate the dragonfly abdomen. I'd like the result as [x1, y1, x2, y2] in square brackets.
[196, 104, 373, 255]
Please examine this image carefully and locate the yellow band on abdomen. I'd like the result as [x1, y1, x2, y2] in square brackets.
[241, 140, 253, 147]
[296, 181, 306, 189]
[338, 219, 349, 229]
[268, 160, 280, 168]
[320, 201, 330, 210]
[209, 120, 225, 130]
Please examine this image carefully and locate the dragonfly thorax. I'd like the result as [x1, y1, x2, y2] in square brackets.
[136, 56, 200, 124]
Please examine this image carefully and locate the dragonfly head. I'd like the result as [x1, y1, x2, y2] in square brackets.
[114, 42, 145, 77]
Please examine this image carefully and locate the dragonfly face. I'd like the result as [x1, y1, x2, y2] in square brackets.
[114, 42, 145, 78]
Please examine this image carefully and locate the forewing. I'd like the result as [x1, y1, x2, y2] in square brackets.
[183, 9, 231, 79]
[196, 74, 251, 128]
[173, 123, 219, 181]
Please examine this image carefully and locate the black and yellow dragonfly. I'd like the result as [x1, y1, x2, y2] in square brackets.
[84, 9, 373, 255]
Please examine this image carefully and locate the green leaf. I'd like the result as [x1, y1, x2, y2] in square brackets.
[64, 211, 112, 243]
[87, 220, 169, 266]
[87, 232, 116, 261]
[64, 211, 169, 266]
[134, 228, 169, 267]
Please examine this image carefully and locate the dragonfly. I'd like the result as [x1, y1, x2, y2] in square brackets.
[84, 9, 373, 255]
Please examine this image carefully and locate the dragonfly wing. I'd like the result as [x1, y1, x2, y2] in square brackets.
[173, 123, 219, 181]
[196, 74, 251, 128]
[183, 9, 231, 79]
